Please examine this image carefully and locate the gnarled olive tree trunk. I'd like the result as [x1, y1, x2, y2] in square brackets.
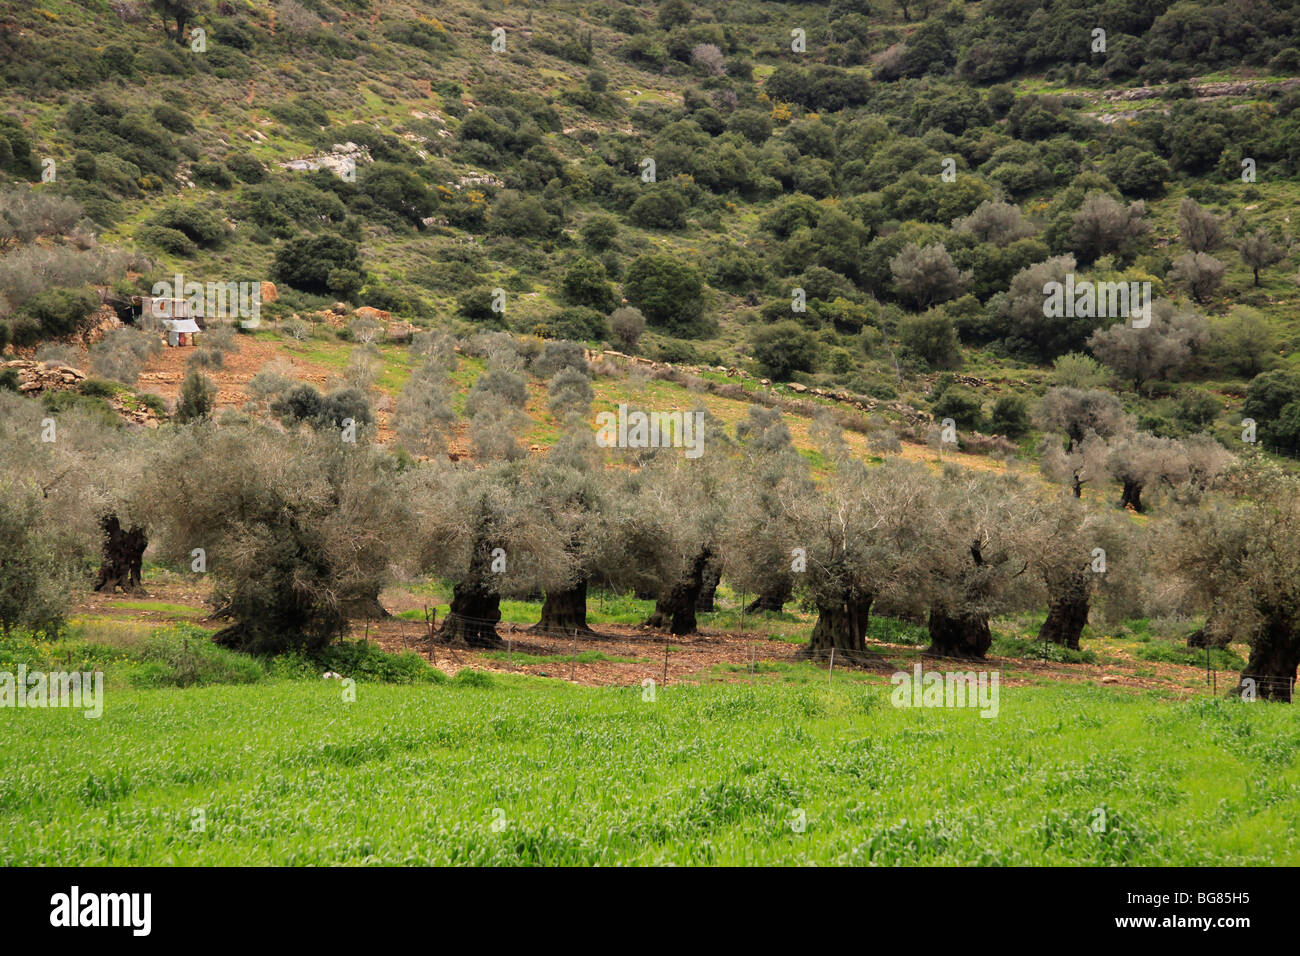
[645, 548, 711, 636]
[438, 538, 502, 648]
[695, 554, 723, 612]
[926, 538, 992, 659]
[926, 607, 992, 659]
[797, 589, 872, 663]
[532, 577, 593, 635]
[93, 514, 147, 595]
[1236, 613, 1300, 702]
[1119, 479, 1143, 513]
[1037, 568, 1089, 650]
[746, 578, 792, 614]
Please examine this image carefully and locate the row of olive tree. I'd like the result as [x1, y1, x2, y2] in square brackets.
[7, 360, 1300, 699]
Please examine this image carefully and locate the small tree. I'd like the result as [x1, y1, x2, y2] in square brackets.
[1168, 251, 1225, 304]
[396, 356, 457, 458]
[175, 367, 216, 423]
[752, 320, 818, 379]
[1236, 228, 1287, 286]
[723, 407, 814, 617]
[1034, 387, 1125, 452]
[921, 470, 1041, 659]
[1031, 496, 1140, 650]
[152, 426, 399, 653]
[1068, 193, 1148, 266]
[889, 242, 970, 309]
[609, 306, 647, 351]
[1176, 197, 1222, 253]
[623, 253, 706, 336]
[1086, 300, 1209, 392]
[953, 199, 1036, 244]
[1168, 463, 1300, 700]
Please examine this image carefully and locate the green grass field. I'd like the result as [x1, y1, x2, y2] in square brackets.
[3, 674, 1299, 865]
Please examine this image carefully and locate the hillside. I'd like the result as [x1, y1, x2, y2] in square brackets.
[3, 0, 1300, 465]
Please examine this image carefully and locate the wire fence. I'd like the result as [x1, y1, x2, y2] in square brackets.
[375, 610, 1297, 702]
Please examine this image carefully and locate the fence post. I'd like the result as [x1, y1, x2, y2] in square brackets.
[828, 646, 836, 690]
[662, 635, 670, 687]
[570, 629, 578, 682]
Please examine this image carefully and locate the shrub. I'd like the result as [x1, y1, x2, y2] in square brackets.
[609, 306, 647, 351]
[540, 307, 606, 342]
[272, 234, 365, 296]
[752, 321, 818, 379]
[622, 253, 706, 336]
[932, 386, 985, 430]
[898, 309, 961, 369]
[175, 368, 216, 423]
[988, 394, 1030, 438]
[20, 287, 99, 339]
[559, 257, 618, 312]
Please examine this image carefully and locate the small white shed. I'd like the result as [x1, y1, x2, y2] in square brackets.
[162, 318, 200, 347]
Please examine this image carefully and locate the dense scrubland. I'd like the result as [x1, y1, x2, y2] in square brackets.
[3, 0, 1300, 865]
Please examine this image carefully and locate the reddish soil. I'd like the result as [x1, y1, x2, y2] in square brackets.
[76, 579, 1225, 697]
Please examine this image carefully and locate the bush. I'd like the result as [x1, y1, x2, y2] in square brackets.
[988, 394, 1030, 438]
[609, 306, 647, 351]
[932, 385, 985, 430]
[622, 253, 706, 336]
[559, 257, 618, 312]
[539, 307, 606, 342]
[136, 225, 197, 256]
[898, 309, 961, 369]
[149, 204, 228, 247]
[580, 215, 620, 250]
[20, 287, 99, 339]
[272, 234, 365, 297]
[628, 186, 689, 230]
[0, 484, 75, 634]
[175, 368, 216, 423]
[752, 321, 818, 379]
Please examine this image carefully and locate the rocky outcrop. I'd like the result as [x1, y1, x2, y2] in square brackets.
[7, 360, 87, 393]
[280, 142, 371, 179]
[6, 360, 163, 427]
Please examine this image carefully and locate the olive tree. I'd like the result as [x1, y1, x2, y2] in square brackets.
[1034, 387, 1126, 452]
[788, 453, 935, 662]
[1086, 300, 1208, 392]
[150, 424, 400, 653]
[1236, 228, 1287, 286]
[1167, 463, 1300, 700]
[1175, 197, 1222, 253]
[889, 242, 970, 309]
[1030, 495, 1141, 650]
[722, 407, 814, 616]
[920, 469, 1042, 659]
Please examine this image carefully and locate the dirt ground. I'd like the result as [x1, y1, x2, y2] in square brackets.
[75, 578, 1228, 697]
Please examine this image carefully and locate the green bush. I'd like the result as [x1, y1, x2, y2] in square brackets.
[623, 253, 706, 337]
[752, 321, 818, 379]
[988, 394, 1030, 438]
[136, 225, 197, 256]
[20, 287, 100, 339]
[932, 385, 985, 430]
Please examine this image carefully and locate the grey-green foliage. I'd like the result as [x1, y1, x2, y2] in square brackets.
[0, 481, 78, 633]
[91, 326, 162, 385]
[397, 357, 458, 458]
[547, 365, 594, 420]
[175, 367, 217, 423]
[889, 242, 970, 309]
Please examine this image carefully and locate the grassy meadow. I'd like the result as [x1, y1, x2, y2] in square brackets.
[3, 663, 1299, 866]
